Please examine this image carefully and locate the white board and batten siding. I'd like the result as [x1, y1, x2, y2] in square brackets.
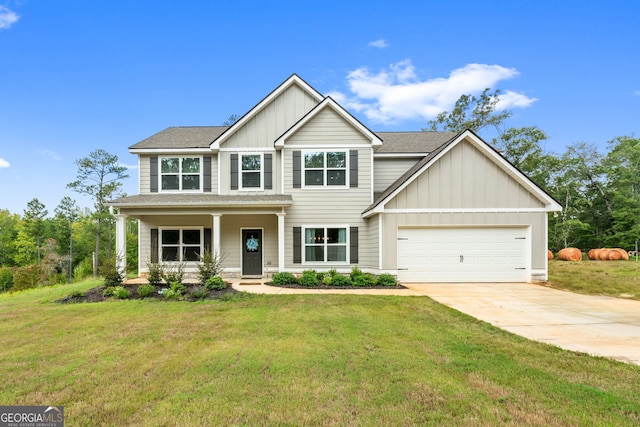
[397, 227, 530, 283]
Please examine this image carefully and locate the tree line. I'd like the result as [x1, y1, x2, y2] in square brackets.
[0, 149, 136, 292]
[429, 89, 640, 252]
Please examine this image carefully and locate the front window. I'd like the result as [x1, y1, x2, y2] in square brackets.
[304, 151, 347, 187]
[161, 157, 201, 191]
[241, 154, 262, 189]
[304, 227, 347, 262]
[161, 229, 202, 262]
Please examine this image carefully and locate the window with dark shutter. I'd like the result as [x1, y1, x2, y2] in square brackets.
[150, 228, 158, 263]
[264, 153, 272, 190]
[293, 151, 301, 188]
[203, 157, 211, 192]
[350, 227, 359, 264]
[150, 157, 158, 193]
[230, 154, 238, 190]
[293, 227, 301, 263]
[350, 150, 358, 188]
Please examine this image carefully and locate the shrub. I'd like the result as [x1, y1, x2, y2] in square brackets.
[146, 262, 164, 286]
[73, 257, 94, 281]
[0, 267, 14, 292]
[322, 270, 336, 285]
[12, 265, 44, 291]
[103, 269, 124, 287]
[350, 265, 364, 280]
[205, 276, 226, 291]
[377, 273, 397, 287]
[272, 272, 297, 285]
[299, 269, 319, 287]
[197, 251, 223, 285]
[103, 286, 116, 297]
[170, 281, 187, 294]
[163, 262, 185, 285]
[137, 283, 155, 298]
[331, 274, 352, 287]
[190, 285, 208, 300]
[113, 286, 131, 299]
[353, 273, 376, 287]
[162, 288, 182, 300]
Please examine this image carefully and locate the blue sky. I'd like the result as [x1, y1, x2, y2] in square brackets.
[1, 0, 639, 215]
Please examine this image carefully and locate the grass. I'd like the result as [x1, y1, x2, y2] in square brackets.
[0, 280, 639, 425]
[548, 259, 640, 300]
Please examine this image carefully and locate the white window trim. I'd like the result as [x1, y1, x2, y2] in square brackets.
[159, 156, 204, 193]
[239, 152, 264, 191]
[302, 225, 350, 264]
[158, 227, 204, 263]
[302, 150, 349, 189]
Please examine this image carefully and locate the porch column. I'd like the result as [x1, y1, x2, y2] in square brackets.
[115, 214, 127, 276]
[276, 212, 286, 272]
[212, 213, 222, 256]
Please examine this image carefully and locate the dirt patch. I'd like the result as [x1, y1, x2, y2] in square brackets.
[57, 283, 240, 303]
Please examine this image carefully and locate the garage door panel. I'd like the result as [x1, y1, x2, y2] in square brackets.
[397, 227, 528, 283]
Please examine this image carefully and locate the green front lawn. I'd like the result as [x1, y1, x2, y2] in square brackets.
[0, 280, 639, 425]
[548, 259, 640, 300]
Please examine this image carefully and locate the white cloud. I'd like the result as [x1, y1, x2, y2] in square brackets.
[634, 90, 640, 96]
[368, 39, 389, 49]
[119, 162, 138, 170]
[0, 6, 19, 30]
[334, 60, 537, 124]
[0, 157, 10, 168]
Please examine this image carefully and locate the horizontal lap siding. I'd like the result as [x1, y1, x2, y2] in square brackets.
[139, 154, 217, 194]
[217, 215, 278, 274]
[140, 156, 150, 193]
[373, 158, 420, 194]
[283, 109, 373, 269]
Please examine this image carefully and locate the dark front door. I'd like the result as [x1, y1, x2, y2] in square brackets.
[242, 229, 263, 276]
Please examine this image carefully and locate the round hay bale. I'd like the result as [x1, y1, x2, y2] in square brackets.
[547, 249, 554, 260]
[558, 247, 582, 261]
[610, 248, 629, 260]
[597, 249, 611, 260]
[588, 248, 601, 260]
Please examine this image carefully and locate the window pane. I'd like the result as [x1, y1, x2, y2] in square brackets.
[242, 171, 260, 188]
[327, 246, 346, 262]
[305, 246, 324, 262]
[327, 170, 345, 185]
[183, 230, 200, 245]
[162, 230, 180, 244]
[304, 152, 324, 168]
[162, 175, 179, 190]
[242, 155, 261, 171]
[327, 152, 346, 168]
[161, 158, 179, 173]
[162, 246, 179, 261]
[182, 158, 200, 173]
[305, 170, 323, 186]
[183, 246, 200, 262]
[326, 228, 346, 244]
[305, 228, 324, 244]
[182, 175, 200, 190]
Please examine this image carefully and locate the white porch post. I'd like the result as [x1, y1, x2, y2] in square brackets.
[212, 213, 222, 256]
[277, 212, 286, 272]
[115, 214, 127, 276]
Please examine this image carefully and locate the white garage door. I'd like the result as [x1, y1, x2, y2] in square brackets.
[397, 227, 529, 283]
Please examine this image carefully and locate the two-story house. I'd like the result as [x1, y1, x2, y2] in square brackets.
[108, 74, 561, 283]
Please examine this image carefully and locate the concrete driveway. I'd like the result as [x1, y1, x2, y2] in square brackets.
[403, 282, 640, 365]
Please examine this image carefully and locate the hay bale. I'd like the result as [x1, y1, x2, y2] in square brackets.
[588, 248, 630, 261]
[588, 248, 601, 260]
[610, 248, 629, 260]
[547, 250, 554, 260]
[558, 247, 582, 261]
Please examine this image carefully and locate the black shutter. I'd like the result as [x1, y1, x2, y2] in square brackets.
[204, 228, 212, 255]
[293, 227, 301, 264]
[350, 227, 359, 264]
[203, 156, 211, 192]
[264, 153, 272, 190]
[150, 228, 158, 263]
[293, 151, 301, 188]
[230, 154, 238, 190]
[350, 150, 358, 188]
[150, 157, 158, 193]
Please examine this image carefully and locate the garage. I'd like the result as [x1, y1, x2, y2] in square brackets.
[397, 227, 530, 283]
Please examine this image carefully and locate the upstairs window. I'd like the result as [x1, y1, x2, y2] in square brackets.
[304, 151, 347, 187]
[161, 157, 201, 191]
[241, 154, 262, 189]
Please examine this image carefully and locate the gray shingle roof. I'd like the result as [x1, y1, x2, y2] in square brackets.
[375, 131, 456, 154]
[108, 194, 293, 208]
[129, 126, 455, 154]
[130, 126, 230, 150]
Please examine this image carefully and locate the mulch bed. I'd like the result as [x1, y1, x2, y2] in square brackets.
[57, 283, 240, 304]
[265, 283, 406, 290]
